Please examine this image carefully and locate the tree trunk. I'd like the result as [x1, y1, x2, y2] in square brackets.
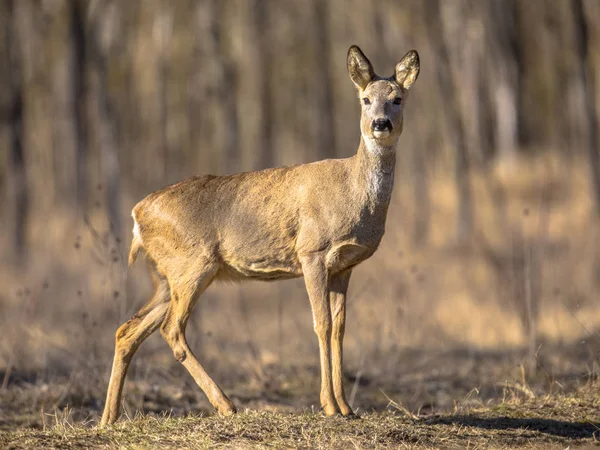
[69, 0, 88, 213]
[89, 12, 121, 242]
[156, 0, 171, 178]
[572, 0, 600, 215]
[254, 0, 273, 169]
[3, 0, 28, 262]
[313, 0, 336, 159]
[427, 0, 474, 244]
[233, 0, 274, 170]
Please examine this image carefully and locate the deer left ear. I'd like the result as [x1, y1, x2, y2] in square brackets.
[395, 50, 420, 90]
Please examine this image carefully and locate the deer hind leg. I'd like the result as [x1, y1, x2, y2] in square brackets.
[301, 255, 339, 416]
[329, 270, 354, 417]
[101, 268, 170, 426]
[160, 264, 236, 416]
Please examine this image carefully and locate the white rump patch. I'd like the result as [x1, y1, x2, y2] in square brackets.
[132, 211, 142, 244]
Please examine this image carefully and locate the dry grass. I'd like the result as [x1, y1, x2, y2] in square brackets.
[2, 387, 600, 449]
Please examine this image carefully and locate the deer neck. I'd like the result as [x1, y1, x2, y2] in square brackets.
[354, 136, 397, 211]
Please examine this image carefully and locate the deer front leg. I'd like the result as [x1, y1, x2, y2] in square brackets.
[330, 270, 354, 416]
[301, 255, 339, 416]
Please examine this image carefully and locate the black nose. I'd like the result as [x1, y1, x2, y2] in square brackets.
[372, 119, 392, 132]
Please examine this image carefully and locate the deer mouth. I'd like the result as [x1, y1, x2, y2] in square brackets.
[373, 129, 391, 138]
[371, 119, 393, 138]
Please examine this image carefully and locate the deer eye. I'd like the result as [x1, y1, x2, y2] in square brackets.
[362, 98, 371, 105]
[393, 97, 402, 105]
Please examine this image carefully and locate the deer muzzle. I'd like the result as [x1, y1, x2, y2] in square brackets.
[371, 118, 392, 132]
[371, 118, 393, 138]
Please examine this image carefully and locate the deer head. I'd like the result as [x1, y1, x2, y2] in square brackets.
[347, 45, 420, 151]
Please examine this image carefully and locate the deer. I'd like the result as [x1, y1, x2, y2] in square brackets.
[100, 45, 419, 426]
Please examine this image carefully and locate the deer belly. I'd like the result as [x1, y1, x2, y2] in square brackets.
[221, 249, 303, 281]
[326, 243, 375, 273]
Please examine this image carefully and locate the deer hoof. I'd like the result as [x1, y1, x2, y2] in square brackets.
[218, 402, 237, 416]
[322, 404, 339, 416]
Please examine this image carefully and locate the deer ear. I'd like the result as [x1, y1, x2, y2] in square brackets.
[347, 45, 374, 90]
[395, 50, 420, 90]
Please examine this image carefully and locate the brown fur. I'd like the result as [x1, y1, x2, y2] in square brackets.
[101, 45, 419, 426]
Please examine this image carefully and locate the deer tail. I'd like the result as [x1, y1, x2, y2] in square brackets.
[129, 211, 144, 266]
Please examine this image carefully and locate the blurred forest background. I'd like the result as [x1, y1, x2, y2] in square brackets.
[2, 0, 600, 426]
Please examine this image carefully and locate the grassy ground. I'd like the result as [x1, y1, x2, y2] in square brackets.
[2, 388, 600, 449]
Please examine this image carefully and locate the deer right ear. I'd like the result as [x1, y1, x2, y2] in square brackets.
[347, 45, 374, 90]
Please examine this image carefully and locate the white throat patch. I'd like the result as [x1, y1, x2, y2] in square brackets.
[363, 136, 395, 202]
[363, 135, 389, 156]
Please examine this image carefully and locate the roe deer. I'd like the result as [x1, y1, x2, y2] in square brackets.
[100, 45, 419, 425]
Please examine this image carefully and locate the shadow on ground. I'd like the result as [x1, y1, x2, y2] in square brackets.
[425, 415, 600, 440]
